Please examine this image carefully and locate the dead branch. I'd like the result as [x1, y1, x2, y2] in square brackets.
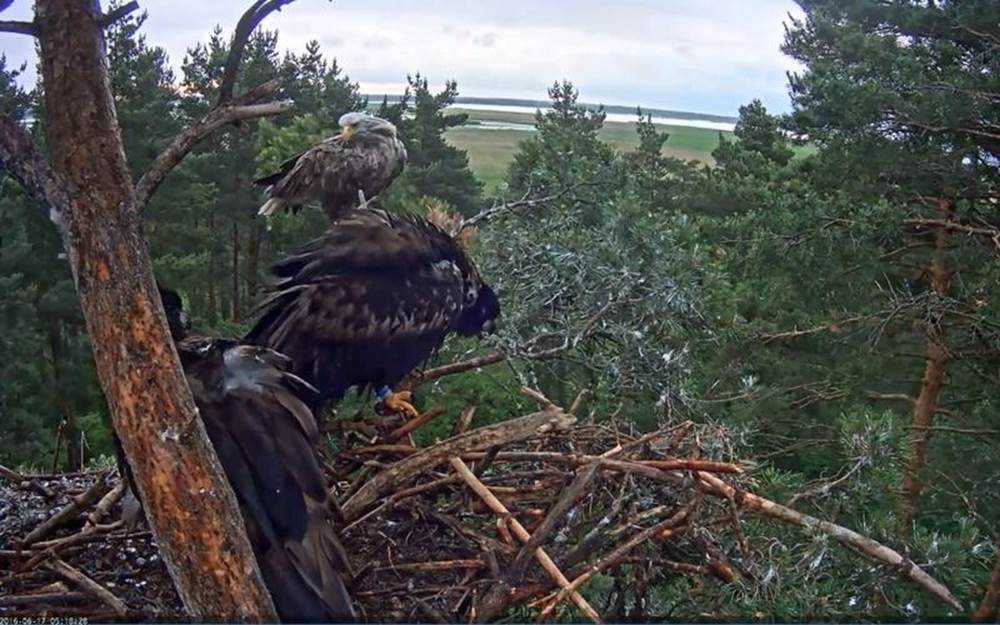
[379, 407, 446, 444]
[450, 457, 602, 623]
[453, 405, 476, 437]
[99, 1, 140, 27]
[342, 405, 575, 521]
[785, 456, 868, 508]
[47, 558, 129, 616]
[0, 591, 89, 607]
[0, 115, 75, 245]
[85, 479, 126, 528]
[217, 0, 296, 105]
[0, 20, 37, 36]
[538, 502, 693, 619]
[133, 80, 292, 210]
[695, 470, 962, 609]
[510, 463, 599, 578]
[0, 462, 25, 482]
[19, 474, 111, 546]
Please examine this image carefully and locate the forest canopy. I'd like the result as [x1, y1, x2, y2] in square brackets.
[0, 0, 998, 621]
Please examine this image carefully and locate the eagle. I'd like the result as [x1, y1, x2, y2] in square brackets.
[255, 112, 407, 221]
[245, 209, 500, 417]
[131, 289, 356, 622]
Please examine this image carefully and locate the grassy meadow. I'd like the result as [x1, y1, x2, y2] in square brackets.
[444, 107, 731, 192]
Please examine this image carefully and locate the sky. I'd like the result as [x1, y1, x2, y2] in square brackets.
[0, 0, 803, 117]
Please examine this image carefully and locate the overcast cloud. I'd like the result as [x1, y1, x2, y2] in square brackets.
[0, 0, 802, 116]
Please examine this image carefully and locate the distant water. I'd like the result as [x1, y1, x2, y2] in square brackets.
[447, 103, 736, 132]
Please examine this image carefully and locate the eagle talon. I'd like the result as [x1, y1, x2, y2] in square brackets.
[377, 388, 419, 419]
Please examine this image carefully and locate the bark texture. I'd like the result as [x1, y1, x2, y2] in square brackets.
[898, 197, 953, 532]
[32, 1, 277, 620]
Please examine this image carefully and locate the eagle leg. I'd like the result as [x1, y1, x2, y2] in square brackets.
[376, 385, 419, 419]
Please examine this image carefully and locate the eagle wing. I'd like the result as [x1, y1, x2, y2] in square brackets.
[178, 337, 355, 621]
[245, 211, 473, 405]
[255, 135, 407, 219]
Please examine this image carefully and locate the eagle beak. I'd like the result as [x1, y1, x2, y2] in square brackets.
[341, 125, 355, 141]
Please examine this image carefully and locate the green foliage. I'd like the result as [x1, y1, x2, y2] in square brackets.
[2, 3, 998, 620]
[378, 75, 484, 216]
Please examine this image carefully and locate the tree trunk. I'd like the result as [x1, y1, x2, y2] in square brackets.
[898, 197, 953, 532]
[207, 214, 219, 327]
[246, 217, 261, 301]
[231, 220, 241, 322]
[974, 543, 1000, 622]
[33, 1, 276, 620]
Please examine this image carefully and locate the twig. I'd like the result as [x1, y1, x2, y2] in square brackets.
[374, 559, 484, 574]
[785, 456, 867, 508]
[511, 463, 599, 578]
[342, 406, 575, 521]
[452, 405, 476, 437]
[538, 502, 693, 620]
[695, 470, 962, 609]
[450, 457, 602, 623]
[85, 479, 126, 528]
[19, 474, 111, 546]
[0, 463, 25, 482]
[379, 407, 445, 444]
[47, 558, 129, 616]
[0, 591, 89, 607]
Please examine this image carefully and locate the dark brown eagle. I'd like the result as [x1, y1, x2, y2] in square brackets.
[154, 289, 355, 621]
[255, 112, 407, 222]
[245, 209, 500, 417]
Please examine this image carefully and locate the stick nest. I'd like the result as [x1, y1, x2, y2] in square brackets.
[0, 388, 959, 621]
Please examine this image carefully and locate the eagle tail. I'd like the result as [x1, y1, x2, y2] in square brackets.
[258, 197, 286, 217]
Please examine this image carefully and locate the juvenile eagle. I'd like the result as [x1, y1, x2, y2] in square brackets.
[157, 289, 354, 622]
[245, 209, 500, 417]
[255, 112, 407, 221]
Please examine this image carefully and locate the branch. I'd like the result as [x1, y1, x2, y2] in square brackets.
[47, 558, 129, 616]
[218, 0, 297, 105]
[0, 115, 75, 244]
[905, 218, 1000, 253]
[456, 185, 584, 234]
[133, 83, 291, 210]
[450, 457, 602, 623]
[0, 20, 37, 36]
[341, 403, 575, 521]
[785, 456, 868, 508]
[695, 470, 962, 610]
[99, 1, 140, 27]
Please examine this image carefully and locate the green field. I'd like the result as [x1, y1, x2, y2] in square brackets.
[444, 108, 731, 192]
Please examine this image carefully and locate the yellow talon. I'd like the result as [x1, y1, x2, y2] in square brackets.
[382, 390, 419, 419]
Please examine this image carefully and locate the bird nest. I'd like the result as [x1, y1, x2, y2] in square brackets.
[0, 387, 960, 622]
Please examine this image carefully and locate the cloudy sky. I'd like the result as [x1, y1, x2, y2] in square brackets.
[1, 0, 803, 116]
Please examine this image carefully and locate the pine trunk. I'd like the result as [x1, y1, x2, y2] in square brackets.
[207, 214, 219, 327]
[974, 544, 1000, 622]
[231, 220, 241, 322]
[898, 197, 953, 532]
[33, 1, 277, 620]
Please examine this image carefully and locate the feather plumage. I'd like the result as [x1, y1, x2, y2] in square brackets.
[254, 114, 406, 222]
[246, 209, 500, 410]
[120, 291, 357, 622]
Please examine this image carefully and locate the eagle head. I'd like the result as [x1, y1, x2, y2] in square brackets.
[456, 283, 500, 337]
[338, 111, 398, 142]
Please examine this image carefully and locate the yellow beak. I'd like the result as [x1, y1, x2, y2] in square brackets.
[341, 125, 355, 141]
